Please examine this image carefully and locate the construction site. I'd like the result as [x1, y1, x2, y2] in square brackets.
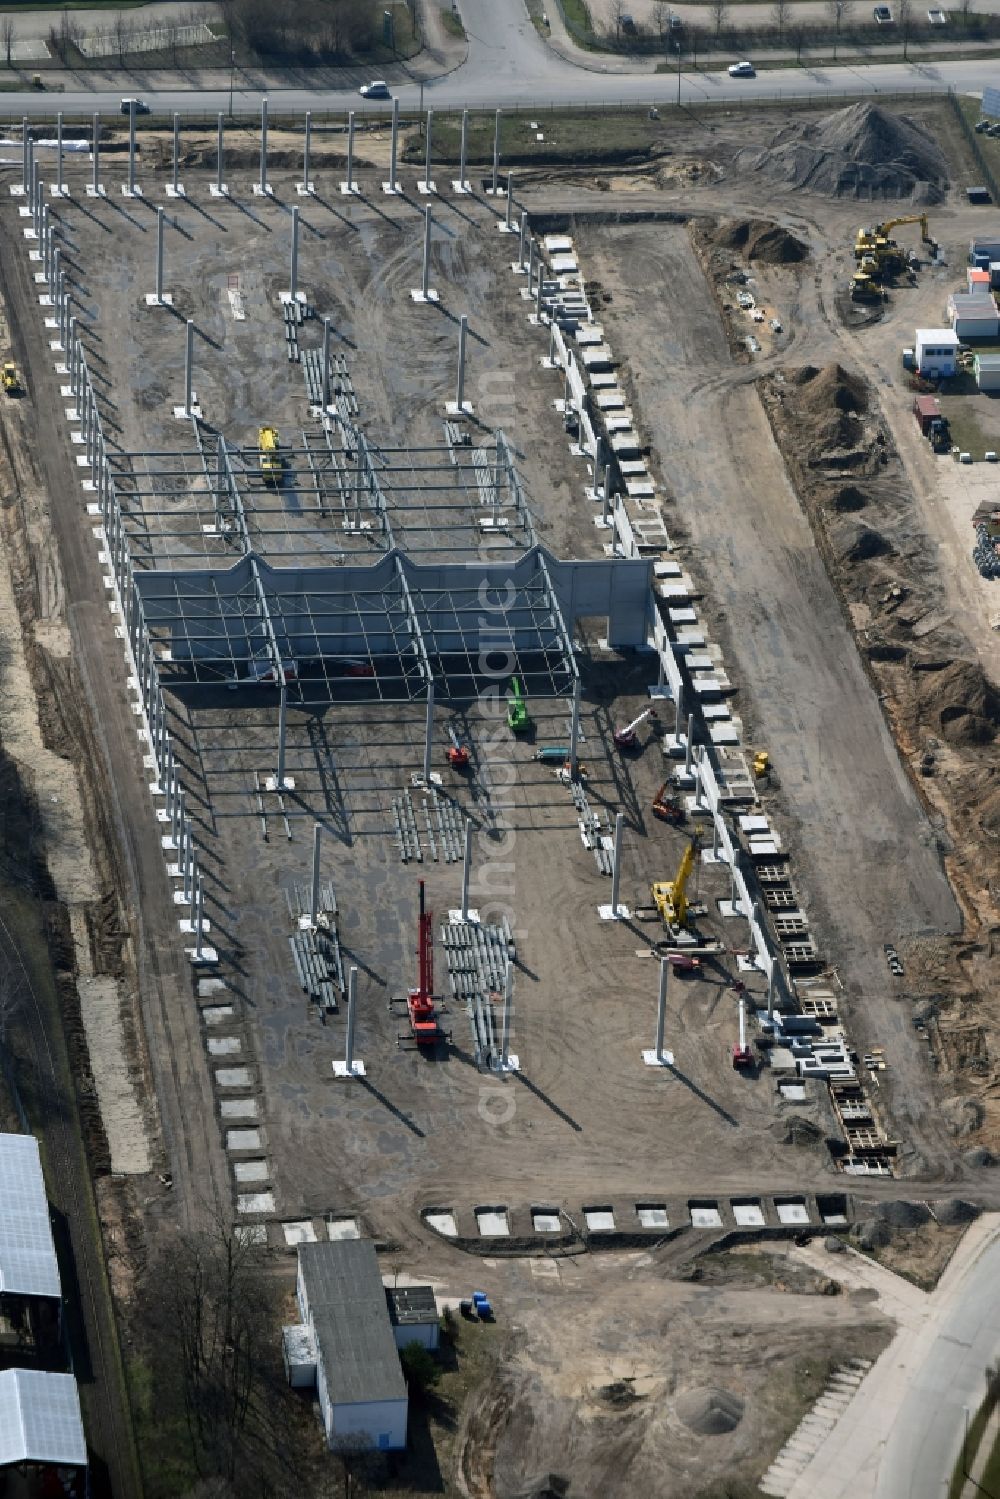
[0, 95, 997, 1499]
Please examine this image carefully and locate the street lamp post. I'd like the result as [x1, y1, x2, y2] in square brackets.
[229, 48, 236, 119]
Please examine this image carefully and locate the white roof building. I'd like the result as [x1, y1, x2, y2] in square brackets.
[0, 1134, 61, 1300]
[0, 1368, 87, 1469]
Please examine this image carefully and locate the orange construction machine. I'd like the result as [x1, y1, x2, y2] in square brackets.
[407, 881, 445, 1046]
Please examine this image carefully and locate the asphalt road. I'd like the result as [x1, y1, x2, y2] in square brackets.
[785, 1216, 1000, 1499]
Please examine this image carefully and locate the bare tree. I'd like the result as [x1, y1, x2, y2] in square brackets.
[898, 0, 912, 57]
[609, 0, 625, 39]
[772, 0, 790, 37]
[652, 0, 671, 47]
[710, 0, 728, 34]
[826, 0, 852, 57]
[0, 16, 14, 67]
[113, 10, 132, 65]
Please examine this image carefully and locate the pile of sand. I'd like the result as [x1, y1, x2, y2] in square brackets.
[786, 363, 873, 462]
[676, 1387, 744, 1435]
[836, 520, 893, 563]
[713, 217, 808, 264]
[916, 659, 1000, 747]
[830, 484, 870, 513]
[737, 103, 948, 204]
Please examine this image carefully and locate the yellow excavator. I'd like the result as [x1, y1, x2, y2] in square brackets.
[651, 835, 701, 931]
[2, 363, 21, 396]
[854, 215, 934, 276]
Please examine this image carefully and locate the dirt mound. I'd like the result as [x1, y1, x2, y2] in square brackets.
[830, 484, 870, 513]
[874, 1199, 932, 1227]
[797, 362, 868, 415]
[963, 1146, 995, 1168]
[737, 103, 948, 203]
[676, 1387, 744, 1435]
[916, 660, 1000, 747]
[935, 1198, 981, 1226]
[771, 1115, 823, 1147]
[942, 1095, 986, 1136]
[714, 217, 808, 264]
[837, 521, 893, 563]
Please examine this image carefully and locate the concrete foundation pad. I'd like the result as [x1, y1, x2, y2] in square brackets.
[121, 185, 143, 198]
[85, 185, 107, 198]
[236, 1192, 274, 1214]
[493, 1054, 520, 1074]
[165, 184, 186, 199]
[179, 917, 211, 935]
[444, 400, 474, 417]
[451, 180, 472, 194]
[252, 184, 274, 197]
[496, 222, 515, 233]
[234, 1160, 269, 1182]
[642, 1048, 675, 1067]
[381, 182, 403, 195]
[718, 899, 745, 919]
[209, 184, 229, 198]
[49, 186, 70, 199]
[447, 909, 480, 924]
[187, 945, 219, 965]
[296, 181, 315, 196]
[598, 903, 631, 921]
[416, 180, 437, 195]
[264, 775, 295, 792]
[327, 1217, 361, 1240]
[332, 1059, 366, 1078]
[410, 288, 440, 304]
[426, 1211, 457, 1237]
[338, 182, 360, 195]
[226, 1128, 262, 1152]
[144, 293, 174, 307]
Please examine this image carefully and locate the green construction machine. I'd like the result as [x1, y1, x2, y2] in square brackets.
[507, 677, 533, 734]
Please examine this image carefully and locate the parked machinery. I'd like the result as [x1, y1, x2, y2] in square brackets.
[407, 880, 444, 1046]
[613, 706, 656, 752]
[854, 214, 935, 276]
[651, 782, 686, 825]
[258, 425, 281, 485]
[506, 677, 532, 734]
[446, 727, 470, 770]
[651, 836, 700, 931]
[1, 363, 21, 396]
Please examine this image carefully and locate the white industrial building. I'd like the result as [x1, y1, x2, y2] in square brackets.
[914, 328, 960, 378]
[974, 353, 1000, 392]
[284, 1240, 409, 1453]
[0, 1368, 87, 1474]
[948, 291, 1000, 340]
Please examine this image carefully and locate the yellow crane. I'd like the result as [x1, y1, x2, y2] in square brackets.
[651, 836, 701, 930]
[854, 214, 933, 267]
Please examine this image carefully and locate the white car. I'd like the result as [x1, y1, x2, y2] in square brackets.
[770, 317, 783, 332]
[728, 60, 755, 77]
[927, 7, 946, 21]
[359, 80, 391, 99]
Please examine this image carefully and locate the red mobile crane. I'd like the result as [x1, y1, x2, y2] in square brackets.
[408, 881, 444, 1045]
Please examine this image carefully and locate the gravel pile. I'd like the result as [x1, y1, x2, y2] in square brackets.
[737, 103, 948, 203]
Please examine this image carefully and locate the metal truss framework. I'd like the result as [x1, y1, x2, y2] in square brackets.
[137, 547, 581, 707]
[109, 418, 537, 571]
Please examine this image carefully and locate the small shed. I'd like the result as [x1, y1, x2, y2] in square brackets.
[974, 353, 1000, 392]
[915, 328, 959, 378]
[968, 267, 992, 294]
[386, 1285, 440, 1352]
[948, 292, 1000, 340]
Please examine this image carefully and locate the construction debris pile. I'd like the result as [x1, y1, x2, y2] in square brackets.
[736, 103, 949, 204]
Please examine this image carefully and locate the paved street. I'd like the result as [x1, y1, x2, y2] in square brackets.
[784, 1217, 1000, 1499]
